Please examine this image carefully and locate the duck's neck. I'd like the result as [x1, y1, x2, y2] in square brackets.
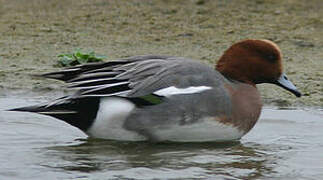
[215, 54, 257, 86]
[216, 66, 256, 87]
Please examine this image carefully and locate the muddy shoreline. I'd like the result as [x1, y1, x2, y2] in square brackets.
[0, 0, 322, 107]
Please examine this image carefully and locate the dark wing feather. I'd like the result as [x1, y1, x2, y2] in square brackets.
[40, 55, 219, 99]
[41, 61, 127, 82]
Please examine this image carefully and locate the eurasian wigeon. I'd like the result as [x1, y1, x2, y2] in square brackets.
[10, 39, 301, 142]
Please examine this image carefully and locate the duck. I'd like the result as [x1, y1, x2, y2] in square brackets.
[10, 39, 301, 142]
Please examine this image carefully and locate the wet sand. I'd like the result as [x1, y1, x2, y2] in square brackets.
[0, 0, 322, 107]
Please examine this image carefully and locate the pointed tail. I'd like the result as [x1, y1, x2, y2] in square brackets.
[8, 97, 100, 132]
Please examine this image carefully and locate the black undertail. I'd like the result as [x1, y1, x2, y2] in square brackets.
[9, 97, 100, 131]
[9, 94, 164, 132]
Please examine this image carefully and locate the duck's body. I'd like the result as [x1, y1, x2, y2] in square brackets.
[86, 59, 262, 142]
[11, 40, 301, 142]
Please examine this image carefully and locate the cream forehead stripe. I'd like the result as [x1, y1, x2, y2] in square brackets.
[259, 39, 282, 54]
[154, 86, 212, 97]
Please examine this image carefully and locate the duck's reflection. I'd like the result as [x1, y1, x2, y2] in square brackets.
[45, 139, 278, 179]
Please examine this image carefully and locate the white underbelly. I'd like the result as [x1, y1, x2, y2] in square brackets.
[152, 117, 245, 142]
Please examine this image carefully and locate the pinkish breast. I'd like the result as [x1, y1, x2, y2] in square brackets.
[221, 82, 262, 134]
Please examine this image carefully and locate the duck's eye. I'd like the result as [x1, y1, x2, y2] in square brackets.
[265, 54, 278, 62]
[268, 55, 276, 61]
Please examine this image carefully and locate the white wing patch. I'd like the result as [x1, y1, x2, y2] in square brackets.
[153, 86, 212, 97]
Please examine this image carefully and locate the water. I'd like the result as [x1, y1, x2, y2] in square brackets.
[0, 93, 322, 180]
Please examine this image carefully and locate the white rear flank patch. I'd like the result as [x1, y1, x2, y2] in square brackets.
[154, 86, 212, 97]
[87, 97, 146, 141]
[153, 117, 244, 142]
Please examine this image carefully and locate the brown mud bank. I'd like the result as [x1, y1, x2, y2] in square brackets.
[0, 0, 322, 107]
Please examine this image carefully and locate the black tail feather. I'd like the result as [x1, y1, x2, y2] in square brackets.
[9, 97, 100, 131]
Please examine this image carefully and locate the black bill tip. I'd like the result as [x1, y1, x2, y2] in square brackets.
[275, 73, 302, 98]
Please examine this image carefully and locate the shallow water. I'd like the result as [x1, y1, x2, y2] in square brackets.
[0, 94, 322, 180]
